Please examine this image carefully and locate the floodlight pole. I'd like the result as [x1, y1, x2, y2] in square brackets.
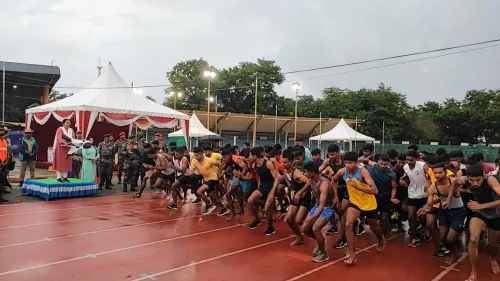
[2, 62, 5, 125]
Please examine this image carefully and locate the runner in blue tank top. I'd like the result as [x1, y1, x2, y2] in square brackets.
[298, 162, 337, 263]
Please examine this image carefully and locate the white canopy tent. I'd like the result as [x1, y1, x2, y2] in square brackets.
[25, 63, 190, 141]
[168, 111, 220, 148]
[309, 118, 374, 150]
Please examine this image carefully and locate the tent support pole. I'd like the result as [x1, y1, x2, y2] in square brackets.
[319, 111, 322, 149]
[82, 111, 85, 139]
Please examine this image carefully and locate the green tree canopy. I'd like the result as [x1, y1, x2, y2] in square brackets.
[162, 59, 500, 145]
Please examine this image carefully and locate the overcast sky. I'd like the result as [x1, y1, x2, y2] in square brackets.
[2, 0, 499, 105]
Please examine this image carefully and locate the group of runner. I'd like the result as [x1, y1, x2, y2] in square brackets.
[139, 141, 500, 281]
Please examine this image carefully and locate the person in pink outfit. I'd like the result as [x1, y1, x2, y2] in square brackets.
[53, 119, 75, 182]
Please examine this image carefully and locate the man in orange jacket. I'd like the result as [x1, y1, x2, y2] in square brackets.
[0, 127, 10, 203]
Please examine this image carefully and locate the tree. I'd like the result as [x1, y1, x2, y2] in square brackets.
[163, 58, 500, 145]
[164, 58, 219, 110]
[461, 90, 500, 144]
[49, 90, 72, 101]
[165, 58, 285, 115]
[434, 98, 473, 145]
[406, 108, 440, 142]
[215, 59, 285, 115]
[319, 84, 411, 141]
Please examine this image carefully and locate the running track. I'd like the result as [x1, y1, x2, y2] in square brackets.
[0, 194, 497, 281]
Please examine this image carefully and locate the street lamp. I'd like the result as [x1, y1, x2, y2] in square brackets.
[169, 91, 182, 110]
[208, 95, 219, 132]
[203, 70, 216, 130]
[292, 81, 301, 141]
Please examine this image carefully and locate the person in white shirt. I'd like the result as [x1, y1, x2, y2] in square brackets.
[402, 149, 430, 248]
[295, 138, 311, 159]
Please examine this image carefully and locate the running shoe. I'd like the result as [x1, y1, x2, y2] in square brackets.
[248, 219, 262, 229]
[333, 237, 347, 249]
[167, 204, 178, 210]
[417, 223, 423, 232]
[264, 226, 276, 235]
[312, 251, 330, 263]
[326, 225, 338, 235]
[391, 225, 400, 233]
[202, 204, 216, 215]
[408, 238, 421, 248]
[217, 208, 230, 217]
[390, 211, 399, 220]
[434, 245, 450, 257]
[424, 232, 433, 242]
[134, 193, 141, 198]
[354, 220, 365, 236]
[192, 198, 202, 204]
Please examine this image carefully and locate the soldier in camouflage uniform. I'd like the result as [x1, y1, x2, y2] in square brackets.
[137, 135, 147, 182]
[121, 135, 140, 192]
[115, 132, 128, 184]
[154, 133, 168, 153]
[98, 134, 115, 190]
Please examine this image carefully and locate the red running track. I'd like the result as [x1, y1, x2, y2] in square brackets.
[0, 194, 498, 281]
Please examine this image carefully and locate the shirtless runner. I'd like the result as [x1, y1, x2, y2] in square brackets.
[448, 165, 500, 281]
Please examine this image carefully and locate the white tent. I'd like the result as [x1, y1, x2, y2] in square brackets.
[310, 118, 374, 142]
[169, 111, 220, 138]
[26, 63, 190, 140]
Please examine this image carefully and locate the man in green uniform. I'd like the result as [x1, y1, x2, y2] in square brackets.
[98, 134, 115, 190]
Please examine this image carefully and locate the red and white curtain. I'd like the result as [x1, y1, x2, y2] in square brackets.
[27, 111, 75, 128]
[26, 111, 189, 141]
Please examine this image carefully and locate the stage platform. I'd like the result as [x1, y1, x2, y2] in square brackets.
[21, 179, 99, 201]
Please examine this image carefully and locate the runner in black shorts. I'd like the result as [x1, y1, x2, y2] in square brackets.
[361, 154, 396, 238]
[319, 144, 349, 248]
[418, 163, 465, 263]
[282, 149, 311, 246]
[448, 166, 500, 281]
[167, 147, 189, 210]
[190, 147, 224, 215]
[247, 147, 280, 235]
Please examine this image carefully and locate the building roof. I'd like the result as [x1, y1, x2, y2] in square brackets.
[1, 61, 61, 123]
[179, 110, 359, 137]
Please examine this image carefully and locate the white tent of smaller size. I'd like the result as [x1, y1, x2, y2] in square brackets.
[168, 111, 220, 138]
[310, 118, 374, 142]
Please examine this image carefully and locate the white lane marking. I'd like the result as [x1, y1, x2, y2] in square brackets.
[0, 207, 165, 230]
[431, 253, 467, 281]
[0, 199, 157, 217]
[0, 214, 203, 249]
[284, 235, 402, 281]
[0, 224, 243, 277]
[129, 236, 293, 281]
